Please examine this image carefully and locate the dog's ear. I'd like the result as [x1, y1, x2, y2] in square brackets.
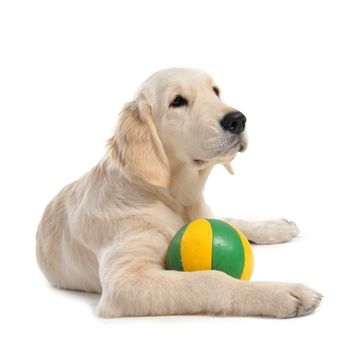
[223, 162, 234, 175]
[107, 97, 170, 188]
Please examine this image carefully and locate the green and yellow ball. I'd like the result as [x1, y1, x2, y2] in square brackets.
[166, 218, 254, 280]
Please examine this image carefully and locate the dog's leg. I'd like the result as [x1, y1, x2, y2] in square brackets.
[190, 199, 299, 245]
[96, 221, 321, 318]
[221, 217, 300, 244]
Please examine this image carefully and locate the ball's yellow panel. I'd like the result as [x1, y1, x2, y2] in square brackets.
[230, 224, 254, 280]
[181, 219, 212, 271]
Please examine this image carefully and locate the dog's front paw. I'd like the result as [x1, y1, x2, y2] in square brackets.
[248, 218, 300, 244]
[253, 282, 323, 318]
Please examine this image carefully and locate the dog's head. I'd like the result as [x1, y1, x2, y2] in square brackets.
[108, 68, 248, 188]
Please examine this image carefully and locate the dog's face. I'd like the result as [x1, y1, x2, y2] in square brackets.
[110, 68, 248, 187]
[139, 68, 248, 168]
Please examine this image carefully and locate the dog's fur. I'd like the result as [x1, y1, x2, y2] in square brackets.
[36, 68, 322, 318]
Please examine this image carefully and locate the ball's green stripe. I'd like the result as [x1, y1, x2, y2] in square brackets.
[208, 219, 244, 279]
[166, 223, 188, 271]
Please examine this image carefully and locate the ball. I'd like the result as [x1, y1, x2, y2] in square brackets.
[166, 218, 254, 280]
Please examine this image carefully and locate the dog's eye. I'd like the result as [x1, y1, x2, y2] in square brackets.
[170, 95, 188, 108]
[213, 86, 220, 97]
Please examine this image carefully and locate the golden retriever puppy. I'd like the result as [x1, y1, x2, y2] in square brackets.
[36, 68, 322, 318]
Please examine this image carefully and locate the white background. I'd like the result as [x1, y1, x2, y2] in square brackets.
[1, 0, 349, 349]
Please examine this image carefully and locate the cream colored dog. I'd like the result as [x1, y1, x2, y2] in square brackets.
[36, 68, 322, 318]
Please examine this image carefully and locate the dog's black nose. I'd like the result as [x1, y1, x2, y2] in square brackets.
[220, 111, 246, 134]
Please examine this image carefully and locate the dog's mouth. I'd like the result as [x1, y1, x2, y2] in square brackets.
[224, 139, 247, 155]
[239, 140, 248, 152]
[193, 139, 247, 168]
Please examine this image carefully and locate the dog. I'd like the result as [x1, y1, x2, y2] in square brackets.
[36, 68, 322, 318]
